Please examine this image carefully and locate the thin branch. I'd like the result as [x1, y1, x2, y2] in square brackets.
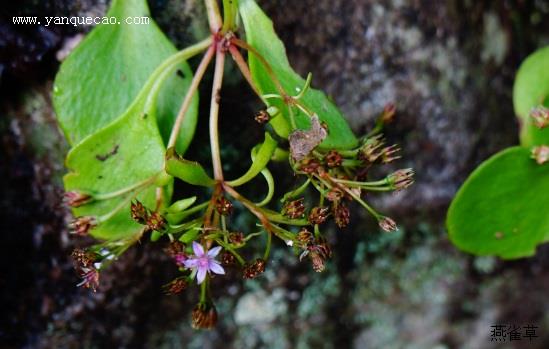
[168, 45, 215, 149]
[209, 49, 226, 181]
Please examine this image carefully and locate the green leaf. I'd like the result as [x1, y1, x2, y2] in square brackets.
[238, 0, 358, 150]
[447, 146, 549, 259]
[64, 86, 167, 241]
[165, 148, 216, 187]
[53, 0, 198, 153]
[227, 132, 277, 186]
[513, 46, 549, 146]
[167, 196, 197, 213]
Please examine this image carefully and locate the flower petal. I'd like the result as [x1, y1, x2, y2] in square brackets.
[209, 261, 225, 275]
[183, 258, 199, 269]
[207, 246, 222, 258]
[196, 267, 207, 284]
[192, 241, 205, 257]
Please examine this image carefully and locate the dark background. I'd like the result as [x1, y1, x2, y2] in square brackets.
[1, 0, 549, 348]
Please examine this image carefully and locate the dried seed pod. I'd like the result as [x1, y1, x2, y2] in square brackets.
[221, 251, 237, 266]
[71, 248, 96, 269]
[63, 191, 92, 207]
[165, 241, 185, 257]
[163, 277, 188, 295]
[70, 216, 97, 236]
[283, 198, 306, 219]
[308, 207, 329, 225]
[215, 196, 233, 216]
[146, 211, 166, 232]
[334, 203, 350, 228]
[228, 232, 245, 247]
[254, 110, 270, 124]
[242, 258, 266, 279]
[191, 303, 218, 329]
[378, 216, 397, 232]
[131, 200, 148, 224]
[296, 228, 314, 247]
[324, 150, 343, 168]
[325, 188, 344, 202]
[531, 145, 549, 165]
[531, 106, 549, 129]
[299, 158, 322, 174]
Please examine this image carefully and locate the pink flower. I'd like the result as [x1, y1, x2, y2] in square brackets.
[183, 242, 225, 284]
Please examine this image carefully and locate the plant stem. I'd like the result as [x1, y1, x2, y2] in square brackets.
[145, 38, 212, 111]
[204, 0, 222, 33]
[168, 45, 215, 149]
[209, 50, 226, 181]
[228, 46, 267, 104]
[263, 231, 272, 260]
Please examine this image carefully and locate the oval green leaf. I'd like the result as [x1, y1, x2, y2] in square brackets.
[238, 0, 358, 150]
[53, 0, 198, 153]
[447, 146, 549, 259]
[513, 46, 549, 146]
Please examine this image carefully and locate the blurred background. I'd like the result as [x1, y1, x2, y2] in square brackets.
[1, 0, 549, 348]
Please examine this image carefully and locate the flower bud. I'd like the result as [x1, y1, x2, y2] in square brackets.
[388, 168, 414, 190]
[381, 144, 401, 164]
[381, 103, 396, 123]
[298, 158, 322, 174]
[358, 135, 384, 162]
[254, 110, 270, 124]
[63, 191, 92, 207]
[191, 302, 218, 329]
[308, 207, 329, 225]
[324, 150, 343, 168]
[163, 277, 188, 295]
[146, 211, 166, 232]
[296, 228, 314, 247]
[378, 216, 397, 232]
[76, 268, 100, 292]
[243, 258, 266, 279]
[283, 198, 306, 219]
[131, 200, 148, 224]
[531, 106, 549, 129]
[221, 251, 236, 266]
[531, 145, 549, 165]
[334, 203, 350, 228]
[215, 196, 233, 216]
[228, 232, 245, 247]
[70, 216, 97, 236]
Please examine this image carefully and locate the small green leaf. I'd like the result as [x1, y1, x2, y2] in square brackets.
[167, 196, 197, 213]
[53, 0, 198, 153]
[179, 228, 201, 244]
[150, 230, 162, 242]
[238, 0, 358, 150]
[447, 146, 549, 259]
[513, 46, 549, 146]
[165, 148, 216, 187]
[227, 132, 277, 186]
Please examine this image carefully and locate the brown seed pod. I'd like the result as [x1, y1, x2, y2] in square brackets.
[324, 150, 343, 168]
[308, 207, 329, 225]
[215, 196, 233, 216]
[191, 303, 218, 329]
[163, 277, 188, 295]
[283, 198, 306, 219]
[131, 200, 149, 224]
[242, 258, 266, 279]
[334, 203, 350, 228]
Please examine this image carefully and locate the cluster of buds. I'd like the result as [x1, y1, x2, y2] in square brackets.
[191, 302, 218, 329]
[130, 200, 167, 232]
[69, 216, 97, 236]
[242, 258, 266, 279]
[531, 145, 549, 165]
[71, 248, 100, 291]
[63, 191, 93, 207]
[531, 105, 549, 129]
[298, 234, 332, 273]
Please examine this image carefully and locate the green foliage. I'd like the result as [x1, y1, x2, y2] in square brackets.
[53, 0, 198, 153]
[448, 46, 549, 259]
[238, 0, 358, 150]
[227, 133, 277, 186]
[165, 148, 215, 187]
[447, 147, 549, 259]
[64, 84, 167, 240]
[513, 46, 549, 146]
